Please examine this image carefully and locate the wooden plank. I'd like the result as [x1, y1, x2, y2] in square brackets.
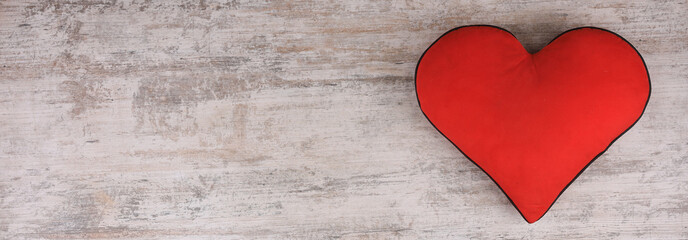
[1, 0, 686, 239]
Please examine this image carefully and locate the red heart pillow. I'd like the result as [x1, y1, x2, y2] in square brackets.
[415, 25, 650, 223]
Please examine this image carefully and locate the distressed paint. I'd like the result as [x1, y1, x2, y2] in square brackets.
[0, 0, 687, 239]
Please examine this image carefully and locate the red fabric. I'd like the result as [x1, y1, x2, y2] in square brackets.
[416, 26, 650, 223]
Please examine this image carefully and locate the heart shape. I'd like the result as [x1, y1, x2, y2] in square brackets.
[415, 25, 650, 223]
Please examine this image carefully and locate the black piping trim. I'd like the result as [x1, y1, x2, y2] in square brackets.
[414, 25, 652, 223]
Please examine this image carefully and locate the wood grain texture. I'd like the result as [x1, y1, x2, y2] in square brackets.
[0, 0, 686, 239]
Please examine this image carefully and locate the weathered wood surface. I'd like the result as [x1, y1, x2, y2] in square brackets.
[1, 0, 686, 239]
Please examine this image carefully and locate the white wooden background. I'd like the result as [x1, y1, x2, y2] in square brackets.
[1, 0, 687, 239]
